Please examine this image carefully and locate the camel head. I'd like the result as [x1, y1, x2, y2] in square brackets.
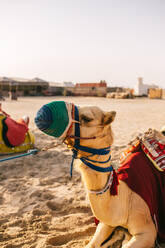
[35, 100, 116, 177]
[35, 101, 116, 151]
[76, 105, 116, 149]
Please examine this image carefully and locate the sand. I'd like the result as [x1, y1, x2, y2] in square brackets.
[0, 96, 165, 248]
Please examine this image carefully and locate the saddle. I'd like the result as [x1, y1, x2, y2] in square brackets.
[2, 116, 28, 147]
[120, 129, 165, 172]
[0, 114, 35, 155]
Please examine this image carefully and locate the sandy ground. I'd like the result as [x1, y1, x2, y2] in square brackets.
[0, 96, 165, 248]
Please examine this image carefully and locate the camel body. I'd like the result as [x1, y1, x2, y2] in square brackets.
[70, 105, 158, 248]
[35, 102, 164, 248]
[79, 153, 157, 248]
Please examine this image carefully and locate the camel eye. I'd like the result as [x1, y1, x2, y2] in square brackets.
[81, 114, 93, 123]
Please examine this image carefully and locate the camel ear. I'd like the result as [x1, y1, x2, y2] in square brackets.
[103, 111, 116, 125]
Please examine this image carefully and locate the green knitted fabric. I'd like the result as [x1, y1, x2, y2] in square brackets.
[45, 101, 69, 137]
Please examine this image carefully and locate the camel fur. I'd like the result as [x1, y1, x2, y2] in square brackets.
[63, 105, 159, 248]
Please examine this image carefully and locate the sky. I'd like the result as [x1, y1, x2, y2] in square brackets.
[0, 0, 165, 88]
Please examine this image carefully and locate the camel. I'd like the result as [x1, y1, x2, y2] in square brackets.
[35, 101, 165, 248]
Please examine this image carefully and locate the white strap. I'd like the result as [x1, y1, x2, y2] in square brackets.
[88, 171, 113, 195]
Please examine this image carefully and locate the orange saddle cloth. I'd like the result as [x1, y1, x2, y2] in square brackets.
[2, 117, 28, 147]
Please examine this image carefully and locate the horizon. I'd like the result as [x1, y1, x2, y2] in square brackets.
[0, 0, 164, 88]
[0, 75, 162, 90]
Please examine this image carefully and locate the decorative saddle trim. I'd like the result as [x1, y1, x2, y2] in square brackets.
[120, 129, 165, 172]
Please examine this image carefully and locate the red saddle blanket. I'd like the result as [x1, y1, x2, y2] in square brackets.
[2, 117, 28, 147]
[117, 149, 165, 243]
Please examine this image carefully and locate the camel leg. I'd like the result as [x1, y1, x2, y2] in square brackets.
[85, 222, 115, 248]
[121, 231, 132, 246]
[122, 230, 156, 248]
[101, 227, 131, 248]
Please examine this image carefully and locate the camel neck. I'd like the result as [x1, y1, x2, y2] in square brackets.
[78, 153, 113, 192]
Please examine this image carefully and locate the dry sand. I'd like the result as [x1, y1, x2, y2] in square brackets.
[0, 96, 165, 248]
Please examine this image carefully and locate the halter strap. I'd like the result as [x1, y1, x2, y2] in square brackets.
[70, 105, 113, 177]
[80, 157, 113, 172]
[81, 154, 111, 164]
[73, 144, 111, 155]
[70, 105, 79, 177]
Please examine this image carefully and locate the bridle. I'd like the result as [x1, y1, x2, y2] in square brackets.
[64, 104, 108, 141]
[63, 104, 114, 195]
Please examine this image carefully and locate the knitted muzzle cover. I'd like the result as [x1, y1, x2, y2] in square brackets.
[35, 101, 73, 138]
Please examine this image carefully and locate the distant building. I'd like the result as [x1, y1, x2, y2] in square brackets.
[107, 86, 124, 93]
[134, 77, 158, 96]
[44, 82, 74, 96]
[70, 81, 107, 97]
[0, 76, 49, 97]
[63, 82, 74, 87]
